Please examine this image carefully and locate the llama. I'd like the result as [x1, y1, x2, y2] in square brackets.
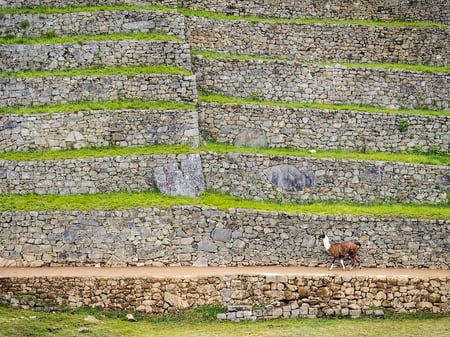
[319, 233, 361, 270]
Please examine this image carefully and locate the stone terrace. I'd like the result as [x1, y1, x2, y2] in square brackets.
[0, 0, 449, 318]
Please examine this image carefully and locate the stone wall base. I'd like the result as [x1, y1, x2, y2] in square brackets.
[1, 270, 449, 316]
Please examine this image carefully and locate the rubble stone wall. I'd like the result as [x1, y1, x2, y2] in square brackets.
[192, 57, 449, 110]
[0, 108, 199, 152]
[198, 102, 450, 154]
[0, 41, 192, 72]
[0, 273, 449, 315]
[185, 17, 449, 66]
[179, 0, 449, 23]
[0, 207, 448, 268]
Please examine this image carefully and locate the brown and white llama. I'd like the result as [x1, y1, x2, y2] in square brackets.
[319, 233, 361, 270]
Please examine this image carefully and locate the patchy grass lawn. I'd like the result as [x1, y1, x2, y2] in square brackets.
[0, 306, 449, 337]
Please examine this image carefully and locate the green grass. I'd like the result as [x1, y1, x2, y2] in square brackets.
[199, 91, 450, 117]
[0, 99, 196, 115]
[0, 142, 448, 165]
[0, 191, 448, 219]
[178, 7, 450, 29]
[0, 305, 449, 337]
[0, 32, 183, 44]
[192, 50, 450, 73]
[0, 65, 192, 78]
[202, 142, 450, 166]
[0, 4, 175, 14]
[0, 145, 197, 161]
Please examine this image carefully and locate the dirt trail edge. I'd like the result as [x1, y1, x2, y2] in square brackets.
[1, 266, 449, 279]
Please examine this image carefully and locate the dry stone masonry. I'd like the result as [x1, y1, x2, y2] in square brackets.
[1, 273, 449, 315]
[0, 206, 448, 268]
[193, 56, 449, 110]
[201, 152, 449, 204]
[1, 152, 448, 203]
[186, 17, 449, 66]
[0, 41, 193, 72]
[198, 102, 450, 154]
[0, 108, 200, 151]
[0, 74, 197, 107]
[0, 10, 185, 38]
[0, 0, 449, 317]
[0, 0, 177, 8]
[179, 0, 449, 23]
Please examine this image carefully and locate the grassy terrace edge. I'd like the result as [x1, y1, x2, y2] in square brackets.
[0, 191, 448, 219]
[0, 65, 192, 78]
[191, 50, 450, 73]
[0, 100, 196, 115]
[0, 4, 175, 14]
[199, 92, 450, 117]
[0, 143, 448, 166]
[0, 32, 183, 44]
[178, 8, 450, 28]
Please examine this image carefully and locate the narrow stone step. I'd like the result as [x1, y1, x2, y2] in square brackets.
[185, 16, 449, 66]
[198, 101, 449, 154]
[192, 55, 449, 110]
[0, 40, 192, 72]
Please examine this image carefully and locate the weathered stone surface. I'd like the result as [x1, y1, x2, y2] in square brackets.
[234, 128, 267, 148]
[154, 154, 206, 197]
[264, 165, 316, 192]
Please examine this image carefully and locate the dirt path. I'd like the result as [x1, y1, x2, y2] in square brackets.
[1, 266, 449, 278]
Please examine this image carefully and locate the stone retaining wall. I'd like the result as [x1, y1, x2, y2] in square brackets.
[0, 74, 197, 107]
[198, 102, 450, 154]
[180, 0, 450, 24]
[186, 17, 449, 66]
[193, 57, 449, 110]
[1, 152, 448, 202]
[0, 273, 449, 315]
[201, 152, 449, 204]
[0, 0, 177, 8]
[0, 41, 192, 72]
[0, 108, 199, 152]
[0, 153, 204, 195]
[0, 206, 448, 268]
[0, 10, 185, 38]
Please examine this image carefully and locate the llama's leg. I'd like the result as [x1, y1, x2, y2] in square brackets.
[340, 258, 345, 270]
[329, 258, 335, 270]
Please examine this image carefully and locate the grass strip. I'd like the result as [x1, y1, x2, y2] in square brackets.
[178, 8, 450, 29]
[0, 191, 448, 219]
[0, 4, 174, 14]
[0, 143, 447, 166]
[199, 91, 450, 117]
[0, 65, 192, 78]
[0, 145, 197, 161]
[0, 32, 183, 44]
[192, 49, 450, 73]
[0, 99, 196, 115]
[202, 142, 450, 166]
